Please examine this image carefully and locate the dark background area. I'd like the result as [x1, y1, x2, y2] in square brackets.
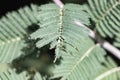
[0, 0, 87, 17]
[0, 0, 50, 16]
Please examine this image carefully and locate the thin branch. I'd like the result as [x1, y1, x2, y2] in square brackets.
[53, 0, 64, 8]
[75, 20, 120, 59]
[103, 42, 120, 58]
[53, 1, 120, 59]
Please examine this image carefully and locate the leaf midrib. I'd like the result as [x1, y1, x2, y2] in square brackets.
[95, 67, 120, 80]
[62, 44, 98, 79]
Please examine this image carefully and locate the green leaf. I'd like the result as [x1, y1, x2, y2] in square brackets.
[0, 69, 44, 80]
[31, 3, 90, 59]
[0, 4, 38, 63]
[86, 0, 120, 47]
[51, 38, 120, 80]
[0, 40, 25, 63]
[94, 57, 120, 80]
[51, 37, 107, 80]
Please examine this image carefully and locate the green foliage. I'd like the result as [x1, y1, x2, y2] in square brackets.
[0, 4, 42, 80]
[0, 4, 38, 63]
[0, 69, 44, 80]
[51, 39, 106, 80]
[95, 57, 120, 80]
[86, 0, 120, 47]
[31, 4, 90, 59]
[51, 45, 120, 80]
[0, 69, 27, 80]
[53, 50, 120, 80]
[0, 1, 120, 80]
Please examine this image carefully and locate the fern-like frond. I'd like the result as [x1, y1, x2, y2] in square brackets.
[95, 67, 120, 80]
[0, 69, 44, 80]
[0, 40, 26, 63]
[31, 4, 90, 59]
[50, 37, 107, 80]
[51, 40, 120, 80]
[0, 69, 27, 80]
[95, 57, 120, 80]
[0, 4, 39, 63]
[114, 32, 120, 47]
[86, 0, 120, 47]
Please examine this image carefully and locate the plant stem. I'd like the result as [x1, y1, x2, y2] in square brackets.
[53, 0, 64, 8]
[95, 67, 120, 80]
[53, 0, 120, 59]
[75, 20, 120, 59]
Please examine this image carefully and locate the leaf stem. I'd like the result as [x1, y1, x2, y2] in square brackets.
[53, 0, 64, 8]
[75, 20, 120, 59]
[95, 67, 120, 80]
